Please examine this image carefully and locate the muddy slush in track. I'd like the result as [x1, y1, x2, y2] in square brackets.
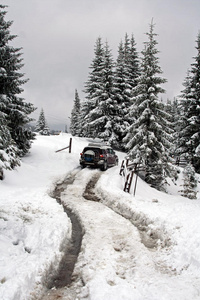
[83, 172, 101, 202]
[39, 171, 84, 300]
[39, 169, 167, 300]
[49, 182, 83, 288]
[39, 170, 102, 300]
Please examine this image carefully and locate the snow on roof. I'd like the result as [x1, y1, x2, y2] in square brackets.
[87, 142, 110, 148]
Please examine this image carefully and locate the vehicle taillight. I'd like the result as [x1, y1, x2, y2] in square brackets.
[100, 154, 104, 158]
[80, 153, 83, 156]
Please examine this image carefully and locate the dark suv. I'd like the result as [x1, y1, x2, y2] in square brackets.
[80, 143, 118, 171]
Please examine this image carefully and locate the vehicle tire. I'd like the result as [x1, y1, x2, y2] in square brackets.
[101, 161, 108, 171]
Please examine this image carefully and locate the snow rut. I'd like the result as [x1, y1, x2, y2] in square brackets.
[83, 172, 102, 202]
[38, 168, 174, 300]
[37, 169, 84, 300]
[59, 169, 180, 300]
[101, 198, 171, 250]
[83, 171, 171, 250]
[49, 170, 84, 288]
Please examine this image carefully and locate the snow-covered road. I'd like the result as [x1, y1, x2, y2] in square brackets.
[1, 134, 200, 300]
[48, 168, 200, 300]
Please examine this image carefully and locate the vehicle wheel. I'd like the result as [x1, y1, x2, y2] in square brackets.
[101, 161, 108, 171]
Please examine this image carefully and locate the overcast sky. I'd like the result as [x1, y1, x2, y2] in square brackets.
[2, 0, 200, 130]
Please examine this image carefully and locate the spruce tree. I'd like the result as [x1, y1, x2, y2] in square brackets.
[87, 41, 115, 141]
[83, 38, 117, 142]
[96, 41, 115, 141]
[70, 89, 81, 136]
[83, 37, 105, 138]
[177, 71, 193, 160]
[129, 34, 141, 90]
[164, 98, 180, 157]
[179, 164, 197, 199]
[0, 106, 20, 179]
[0, 5, 36, 157]
[112, 40, 130, 149]
[79, 100, 90, 137]
[123, 33, 140, 94]
[178, 33, 200, 173]
[124, 21, 173, 190]
[113, 34, 140, 150]
[35, 108, 50, 135]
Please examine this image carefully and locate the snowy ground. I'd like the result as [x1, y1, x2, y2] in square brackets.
[0, 133, 200, 300]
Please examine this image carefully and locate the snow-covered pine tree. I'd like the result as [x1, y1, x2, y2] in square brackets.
[113, 34, 140, 150]
[129, 34, 141, 90]
[35, 108, 50, 135]
[83, 37, 105, 138]
[178, 32, 200, 173]
[79, 100, 90, 137]
[123, 33, 140, 95]
[87, 41, 116, 141]
[112, 41, 128, 148]
[179, 163, 197, 199]
[0, 103, 20, 179]
[96, 41, 115, 141]
[124, 21, 173, 190]
[164, 98, 180, 157]
[70, 89, 81, 136]
[0, 5, 36, 156]
[177, 71, 193, 158]
[83, 38, 116, 142]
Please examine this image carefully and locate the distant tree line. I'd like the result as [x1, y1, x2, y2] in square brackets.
[70, 22, 200, 192]
[0, 5, 36, 179]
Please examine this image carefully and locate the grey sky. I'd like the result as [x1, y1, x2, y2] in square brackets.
[2, 0, 200, 130]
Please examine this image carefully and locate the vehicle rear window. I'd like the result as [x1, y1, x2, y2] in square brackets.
[83, 147, 102, 156]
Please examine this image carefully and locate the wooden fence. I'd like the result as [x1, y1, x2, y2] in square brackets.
[120, 158, 144, 196]
[120, 155, 189, 196]
[55, 137, 72, 153]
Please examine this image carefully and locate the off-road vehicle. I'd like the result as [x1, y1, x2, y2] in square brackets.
[80, 143, 118, 171]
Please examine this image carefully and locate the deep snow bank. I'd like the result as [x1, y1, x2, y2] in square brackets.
[96, 166, 200, 277]
[0, 133, 85, 299]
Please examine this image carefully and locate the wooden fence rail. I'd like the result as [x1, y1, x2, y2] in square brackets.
[55, 137, 72, 153]
[120, 158, 144, 196]
[120, 155, 189, 196]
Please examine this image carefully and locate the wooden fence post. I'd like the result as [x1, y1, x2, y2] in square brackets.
[55, 138, 72, 153]
[133, 171, 138, 197]
[69, 137, 72, 153]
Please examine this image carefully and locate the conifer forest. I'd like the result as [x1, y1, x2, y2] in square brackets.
[70, 23, 200, 190]
[1, 3, 200, 192]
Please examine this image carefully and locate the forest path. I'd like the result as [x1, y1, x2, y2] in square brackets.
[39, 168, 190, 300]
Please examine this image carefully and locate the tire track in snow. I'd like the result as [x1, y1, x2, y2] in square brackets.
[83, 171, 164, 251]
[38, 169, 84, 300]
[59, 169, 178, 300]
[38, 169, 185, 300]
